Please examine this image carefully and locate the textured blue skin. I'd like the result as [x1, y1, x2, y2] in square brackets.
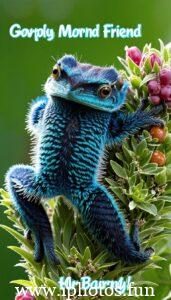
[6, 55, 163, 265]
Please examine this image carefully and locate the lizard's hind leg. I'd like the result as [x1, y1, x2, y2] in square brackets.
[5, 165, 59, 265]
[79, 184, 153, 264]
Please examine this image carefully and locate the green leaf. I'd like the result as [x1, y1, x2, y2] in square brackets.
[67, 267, 80, 276]
[69, 246, 82, 261]
[131, 136, 138, 151]
[109, 186, 126, 203]
[8, 246, 42, 272]
[166, 151, 171, 164]
[115, 152, 124, 161]
[130, 75, 142, 88]
[127, 57, 141, 76]
[159, 39, 165, 53]
[151, 255, 167, 262]
[143, 57, 153, 74]
[158, 196, 171, 202]
[56, 245, 70, 262]
[81, 232, 95, 252]
[141, 163, 158, 175]
[76, 233, 88, 254]
[44, 277, 59, 289]
[105, 178, 116, 186]
[98, 261, 117, 270]
[0, 225, 32, 250]
[153, 61, 160, 73]
[110, 160, 127, 179]
[0, 199, 12, 209]
[163, 47, 170, 62]
[11, 279, 34, 287]
[140, 227, 164, 239]
[82, 247, 91, 265]
[133, 280, 158, 287]
[53, 215, 62, 249]
[143, 43, 151, 54]
[139, 150, 152, 166]
[122, 144, 134, 162]
[166, 165, 171, 182]
[136, 203, 158, 216]
[103, 264, 143, 279]
[62, 214, 74, 250]
[155, 168, 167, 185]
[0, 189, 10, 199]
[136, 139, 147, 156]
[128, 174, 137, 187]
[93, 251, 109, 265]
[147, 234, 169, 246]
[117, 56, 132, 75]
[140, 73, 156, 86]
[56, 198, 71, 227]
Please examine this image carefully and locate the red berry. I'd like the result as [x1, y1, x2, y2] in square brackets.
[159, 68, 171, 85]
[150, 53, 162, 67]
[15, 292, 35, 300]
[148, 80, 160, 95]
[126, 46, 142, 65]
[150, 95, 161, 105]
[160, 85, 171, 100]
[150, 126, 166, 142]
[150, 151, 166, 166]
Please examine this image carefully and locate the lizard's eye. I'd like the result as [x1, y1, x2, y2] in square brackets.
[52, 65, 61, 80]
[98, 85, 112, 99]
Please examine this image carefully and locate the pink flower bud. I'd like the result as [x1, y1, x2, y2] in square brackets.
[150, 53, 162, 67]
[150, 95, 161, 105]
[148, 80, 160, 95]
[160, 85, 171, 100]
[15, 291, 36, 300]
[126, 46, 142, 65]
[159, 68, 171, 85]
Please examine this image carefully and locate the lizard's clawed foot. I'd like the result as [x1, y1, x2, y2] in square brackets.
[144, 247, 154, 257]
[150, 104, 165, 116]
[148, 106, 165, 128]
[130, 221, 154, 262]
[24, 229, 32, 241]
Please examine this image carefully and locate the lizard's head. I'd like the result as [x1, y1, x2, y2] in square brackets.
[44, 54, 128, 112]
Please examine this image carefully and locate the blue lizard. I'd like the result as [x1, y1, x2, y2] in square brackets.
[6, 55, 163, 265]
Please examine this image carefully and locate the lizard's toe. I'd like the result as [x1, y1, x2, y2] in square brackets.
[150, 104, 164, 115]
[150, 118, 165, 128]
[144, 247, 154, 256]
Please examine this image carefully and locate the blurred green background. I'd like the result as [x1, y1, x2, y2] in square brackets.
[0, 0, 171, 298]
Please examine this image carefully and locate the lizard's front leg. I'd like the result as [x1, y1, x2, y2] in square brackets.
[27, 96, 48, 134]
[6, 165, 59, 265]
[107, 101, 165, 145]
